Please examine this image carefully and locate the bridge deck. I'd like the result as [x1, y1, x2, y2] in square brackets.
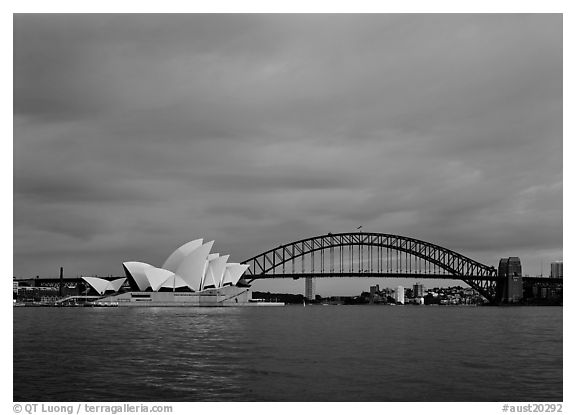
[246, 272, 500, 280]
[246, 273, 564, 283]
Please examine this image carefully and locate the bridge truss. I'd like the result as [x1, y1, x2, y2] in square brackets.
[240, 232, 499, 302]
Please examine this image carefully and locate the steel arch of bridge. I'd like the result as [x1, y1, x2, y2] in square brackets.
[240, 232, 499, 302]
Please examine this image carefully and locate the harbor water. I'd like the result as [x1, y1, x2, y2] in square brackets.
[13, 305, 562, 401]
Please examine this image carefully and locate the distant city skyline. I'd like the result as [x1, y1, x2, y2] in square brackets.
[13, 14, 562, 295]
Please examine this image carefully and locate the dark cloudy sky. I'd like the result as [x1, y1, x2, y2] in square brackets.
[13, 14, 562, 295]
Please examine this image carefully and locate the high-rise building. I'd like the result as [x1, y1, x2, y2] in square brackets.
[395, 286, 405, 304]
[413, 283, 424, 298]
[550, 261, 563, 279]
[305, 277, 315, 300]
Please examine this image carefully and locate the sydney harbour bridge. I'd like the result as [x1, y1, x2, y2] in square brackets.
[239, 232, 562, 304]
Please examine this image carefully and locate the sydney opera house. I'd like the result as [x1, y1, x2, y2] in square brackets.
[89, 239, 253, 306]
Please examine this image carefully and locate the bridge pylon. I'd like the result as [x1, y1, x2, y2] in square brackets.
[495, 257, 523, 303]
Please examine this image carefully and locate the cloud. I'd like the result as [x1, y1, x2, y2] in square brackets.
[12, 14, 562, 293]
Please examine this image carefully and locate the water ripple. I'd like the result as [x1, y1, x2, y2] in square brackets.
[14, 306, 562, 401]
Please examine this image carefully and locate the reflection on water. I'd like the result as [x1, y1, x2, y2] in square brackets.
[14, 306, 562, 401]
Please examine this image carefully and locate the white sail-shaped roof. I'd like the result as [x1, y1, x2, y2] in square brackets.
[175, 241, 214, 291]
[122, 238, 248, 292]
[159, 274, 189, 290]
[206, 255, 229, 289]
[222, 263, 249, 286]
[201, 253, 220, 290]
[108, 277, 127, 292]
[221, 269, 234, 287]
[83, 277, 126, 295]
[145, 268, 174, 291]
[162, 239, 203, 273]
[123, 262, 154, 291]
[82, 277, 111, 295]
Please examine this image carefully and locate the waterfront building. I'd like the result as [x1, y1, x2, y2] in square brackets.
[395, 286, 405, 304]
[305, 277, 315, 300]
[413, 283, 424, 298]
[369, 284, 381, 304]
[84, 238, 255, 306]
[121, 239, 249, 293]
[13, 275, 88, 301]
[550, 261, 563, 279]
